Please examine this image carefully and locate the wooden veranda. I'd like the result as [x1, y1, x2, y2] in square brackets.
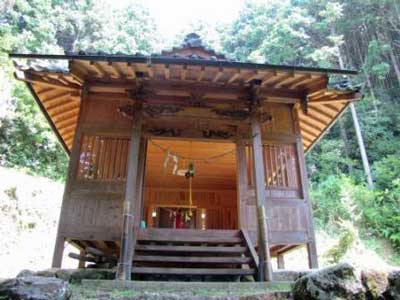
[10, 33, 362, 281]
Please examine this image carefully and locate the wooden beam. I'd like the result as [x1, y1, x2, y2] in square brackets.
[300, 113, 329, 129]
[277, 253, 285, 269]
[251, 115, 273, 282]
[90, 61, 107, 77]
[164, 64, 170, 80]
[15, 71, 80, 92]
[69, 62, 86, 84]
[299, 118, 322, 134]
[147, 64, 154, 78]
[180, 65, 187, 80]
[197, 66, 205, 81]
[244, 70, 259, 83]
[125, 62, 136, 79]
[116, 112, 142, 281]
[293, 108, 318, 268]
[227, 69, 241, 84]
[272, 73, 295, 88]
[212, 67, 223, 83]
[260, 71, 276, 86]
[42, 92, 72, 105]
[284, 74, 312, 89]
[108, 61, 124, 78]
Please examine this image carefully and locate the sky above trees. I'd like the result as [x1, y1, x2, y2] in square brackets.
[111, 0, 245, 46]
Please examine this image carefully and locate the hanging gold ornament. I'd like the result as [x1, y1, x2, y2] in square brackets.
[185, 162, 195, 219]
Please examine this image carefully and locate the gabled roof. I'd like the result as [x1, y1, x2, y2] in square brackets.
[10, 34, 361, 154]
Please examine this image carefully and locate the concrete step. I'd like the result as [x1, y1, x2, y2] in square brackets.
[72, 280, 293, 299]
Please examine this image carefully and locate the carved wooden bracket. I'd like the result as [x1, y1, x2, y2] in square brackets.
[213, 109, 250, 120]
[301, 95, 309, 114]
[147, 127, 182, 137]
[118, 104, 135, 119]
[143, 105, 184, 118]
[202, 129, 235, 139]
[187, 92, 207, 107]
[127, 83, 153, 101]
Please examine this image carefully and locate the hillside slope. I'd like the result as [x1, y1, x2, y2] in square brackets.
[0, 167, 77, 278]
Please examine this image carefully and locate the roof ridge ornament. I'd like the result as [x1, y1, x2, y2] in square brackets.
[182, 33, 203, 48]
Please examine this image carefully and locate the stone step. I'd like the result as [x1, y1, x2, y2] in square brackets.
[75, 280, 293, 299]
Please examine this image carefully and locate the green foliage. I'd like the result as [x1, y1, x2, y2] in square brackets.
[373, 155, 400, 190]
[311, 175, 400, 251]
[324, 220, 357, 263]
[0, 0, 158, 181]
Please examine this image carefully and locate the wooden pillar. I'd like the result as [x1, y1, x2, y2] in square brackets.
[52, 236, 65, 268]
[293, 106, 318, 269]
[116, 116, 142, 280]
[52, 86, 87, 268]
[251, 116, 273, 282]
[277, 253, 285, 269]
[236, 140, 248, 230]
[78, 250, 86, 268]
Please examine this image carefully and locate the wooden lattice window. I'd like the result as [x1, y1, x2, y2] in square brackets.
[77, 135, 130, 180]
[246, 144, 300, 189]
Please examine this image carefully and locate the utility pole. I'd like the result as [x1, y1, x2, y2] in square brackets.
[337, 39, 374, 189]
[349, 102, 374, 188]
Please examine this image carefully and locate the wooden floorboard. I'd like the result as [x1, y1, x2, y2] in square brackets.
[133, 255, 251, 264]
[135, 245, 247, 253]
[133, 267, 256, 275]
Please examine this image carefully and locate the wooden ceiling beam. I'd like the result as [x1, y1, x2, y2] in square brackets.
[299, 117, 324, 133]
[147, 64, 154, 78]
[271, 73, 295, 89]
[306, 106, 333, 122]
[50, 107, 80, 120]
[56, 116, 77, 128]
[197, 66, 205, 81]
[63, 130, 75, 140]
[164, 64, 170, 80]
[37, 87, 54, 96]
[227, 69, 241, 84]
[86, 80, 305, 100]
[260, 71, 277, 86]
[212, 67, 224, 83]
[90, 61, 107, 77]
[42, 91, 71, 105]
[48, 102, 79, 116]
[108, 62, 124, 78]
[324, 103, 342, 113]
[125, 62, 136, 79]
[308, 104, 337, 117]
[300, 112, 328, 129]
[180, 65, 187, 81]
[299, 125, 318, 140]
[244, 70, 259, 83]
[46, 98, 75, 111]
[284, 74, 312, 89]
[59, 123, 76, 135]
[15, 71, 81, 92]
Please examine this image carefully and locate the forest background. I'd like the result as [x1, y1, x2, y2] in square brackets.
[0, 0, 399, 266]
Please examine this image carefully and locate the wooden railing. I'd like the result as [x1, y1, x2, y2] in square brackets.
[246, 143, 300, 189]
[77, 135, 130, 180]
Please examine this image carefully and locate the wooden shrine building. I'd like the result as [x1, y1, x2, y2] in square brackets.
[10, 34, 362, 281]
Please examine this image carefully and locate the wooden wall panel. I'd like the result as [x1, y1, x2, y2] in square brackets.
[262, 103, 294, 136]
[60, 190, 123, 241]
[83, 95, 132, 131]
[237, 103, 313, 247]
[143, 188, 237, 230]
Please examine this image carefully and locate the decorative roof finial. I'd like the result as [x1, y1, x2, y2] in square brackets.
[182, 33, 203, 48]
